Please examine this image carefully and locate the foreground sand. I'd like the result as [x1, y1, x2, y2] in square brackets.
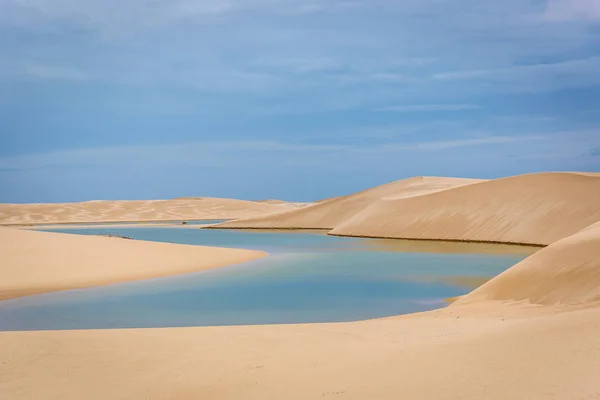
[0, 197, 308, 225]
[1, 303, 599, 400]
[0, 227, 267, 300]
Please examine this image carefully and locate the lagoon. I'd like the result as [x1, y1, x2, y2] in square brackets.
[0, 226, 532, 330]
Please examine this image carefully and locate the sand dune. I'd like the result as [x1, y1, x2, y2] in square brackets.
[331, 172, 600, 246]
[213, 177, 482, 230]
[0, 227, 266, 299]
[457, 222, 600, 306]
[0, 198, 305, 225]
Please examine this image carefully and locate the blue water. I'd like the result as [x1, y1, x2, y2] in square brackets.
[0, 227, 530, 331]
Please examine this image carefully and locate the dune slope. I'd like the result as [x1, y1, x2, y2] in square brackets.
[457, 222, 600, 306]
[0, 227, 266, 299]
[331, 172, 600, 245]
[213, 177, 481, 230]
[0, 198, 304, 225]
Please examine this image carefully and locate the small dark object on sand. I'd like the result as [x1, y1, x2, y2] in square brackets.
[181, 221, 188, 225]
[99, 234, 133, 240]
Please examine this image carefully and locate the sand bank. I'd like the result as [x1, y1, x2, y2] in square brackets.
[0, 227, 267, 300]
[213, 177, 481, 230]
[0, 197, 308, 226]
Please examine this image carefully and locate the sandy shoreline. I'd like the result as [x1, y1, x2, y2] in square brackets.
[13, 221, 226, 230]
[216, 173, 600, 246]
[0, 227, 267, 300]
[2, 303, 600, 399]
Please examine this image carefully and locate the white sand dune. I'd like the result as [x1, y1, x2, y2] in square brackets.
[457, 221, 600, 306]
[0, 227, 266, 300]
[0, 198, 306, 226]
[331, 172, 600, 245]
[213, 176, 482, 230]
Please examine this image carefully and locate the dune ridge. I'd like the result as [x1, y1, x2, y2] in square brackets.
[0, 197, 307, 226]
[212, 176, 482, 230]
[331, 172, 600, 246]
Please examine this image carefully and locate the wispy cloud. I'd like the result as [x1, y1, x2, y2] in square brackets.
[543, 0, 600, 22]
[401, 135, 544, 151]
[24, 65, 93, 81]
[377, 104, 480, 112]
[0, 134, 551, 173]
[433, 56, 600, 92]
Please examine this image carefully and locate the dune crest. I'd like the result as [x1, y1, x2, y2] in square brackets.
[0, 198, 306, 225]
[213, 177, 482, 230]
[331, 172, 600, 246]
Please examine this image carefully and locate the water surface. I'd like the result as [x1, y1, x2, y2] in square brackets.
[0, 227, 530, 331]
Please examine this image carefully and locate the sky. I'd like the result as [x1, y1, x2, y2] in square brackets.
[1, 0, 599, 203]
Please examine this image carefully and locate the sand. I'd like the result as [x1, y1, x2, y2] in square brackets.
[0, 197, 308, 226]
[2, 172, 600, 399]
[0, 227, 267, 300]
[331, 172, 600, 245]
[214, 173, 600, 247]
[213, 176, 482, 230]
[458, 222, 600, 306]
[1, 304, 599, 399]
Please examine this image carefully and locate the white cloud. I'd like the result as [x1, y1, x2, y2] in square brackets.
[433, 56, 600, 92]
[402, 135, 545, 151]
[0, 0, 367, 34]
[543, 0, 600, 22]
[377, 104, 480, 112]
[251, 57, 343, 73]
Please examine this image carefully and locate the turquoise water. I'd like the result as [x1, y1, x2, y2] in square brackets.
[0, 227, 529, 331]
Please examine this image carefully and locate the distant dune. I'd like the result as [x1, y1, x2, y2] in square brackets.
[0, 198, 304, 225]
[457, 221, 600, 306]
[0, 227, 266, 300]
[256, 199, 311, 208]
[331, 172, 600, 246]
[213, 177, 482, 230]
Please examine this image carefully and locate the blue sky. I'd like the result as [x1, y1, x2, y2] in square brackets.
[1, 0, 599, 202]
